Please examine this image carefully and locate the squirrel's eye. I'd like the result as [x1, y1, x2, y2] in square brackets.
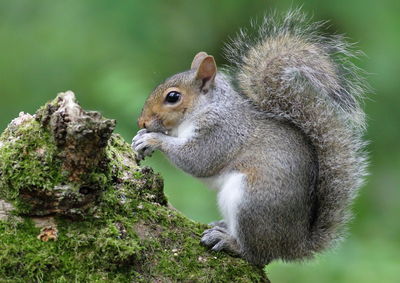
[165, 91, 181, 104]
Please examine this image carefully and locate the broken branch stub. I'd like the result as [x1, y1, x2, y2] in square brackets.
[36, 91, 116, 182]
[0, 91, 120, 217]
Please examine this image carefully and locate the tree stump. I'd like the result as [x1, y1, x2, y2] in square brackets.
[0, 91, 269, 282]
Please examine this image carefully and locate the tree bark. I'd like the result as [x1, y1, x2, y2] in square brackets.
[0, 91, 269, 282]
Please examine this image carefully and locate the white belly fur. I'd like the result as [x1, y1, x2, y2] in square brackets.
[200, 172, 245, 237]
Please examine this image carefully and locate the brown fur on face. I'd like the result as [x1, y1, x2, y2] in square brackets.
[138, 52, 217, 133]
[138, 75, 199, 132]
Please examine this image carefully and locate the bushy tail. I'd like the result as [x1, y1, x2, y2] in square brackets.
[225, 9, 368, 255]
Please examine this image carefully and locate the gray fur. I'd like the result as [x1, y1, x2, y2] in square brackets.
[132, 9, 367, 266]
[224, 9, 368, 262]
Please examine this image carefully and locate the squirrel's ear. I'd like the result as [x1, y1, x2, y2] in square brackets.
[195, 55, 217, 93]
[191, 52, 208, 69]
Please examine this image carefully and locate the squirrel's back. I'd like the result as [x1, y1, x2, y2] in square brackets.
[225, 9, 368, 256]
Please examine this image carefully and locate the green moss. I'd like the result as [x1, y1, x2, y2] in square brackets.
[0, 118, 62, 193]
[0, 219, 142, 282]
[0, 117, 64, 214]
[0, 181, 266, 282]
[105, 134, 167, 206]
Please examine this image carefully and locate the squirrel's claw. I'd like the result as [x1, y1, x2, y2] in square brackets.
[201, 226, 240, 256]
[132, 130, 163, 160]
[132, 129, 148, 144]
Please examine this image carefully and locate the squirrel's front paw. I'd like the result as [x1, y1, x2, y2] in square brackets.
[132, 129, 163, 160]
[201, 226, 240, 256]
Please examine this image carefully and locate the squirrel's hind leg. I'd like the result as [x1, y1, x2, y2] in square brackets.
[200, 172, 246, 257]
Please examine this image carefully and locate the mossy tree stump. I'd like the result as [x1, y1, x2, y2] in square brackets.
[0, 92, 269, 282]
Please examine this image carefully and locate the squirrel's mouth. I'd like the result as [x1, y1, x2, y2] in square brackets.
[145, 119, 169, 135]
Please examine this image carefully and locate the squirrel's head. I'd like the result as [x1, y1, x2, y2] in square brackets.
[138, 52, 217, 133]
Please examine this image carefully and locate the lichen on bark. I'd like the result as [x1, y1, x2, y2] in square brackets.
[0, 91, 269, 282]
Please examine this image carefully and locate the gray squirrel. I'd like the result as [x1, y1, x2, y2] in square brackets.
[132, 9, 368, 266]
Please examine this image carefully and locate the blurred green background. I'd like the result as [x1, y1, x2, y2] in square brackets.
[0, 0, 398, 282]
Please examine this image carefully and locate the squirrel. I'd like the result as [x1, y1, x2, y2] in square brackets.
[132, 9, 367, 266]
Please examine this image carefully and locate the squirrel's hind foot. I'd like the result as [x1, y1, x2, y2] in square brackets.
[200, 226, 240, 256]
